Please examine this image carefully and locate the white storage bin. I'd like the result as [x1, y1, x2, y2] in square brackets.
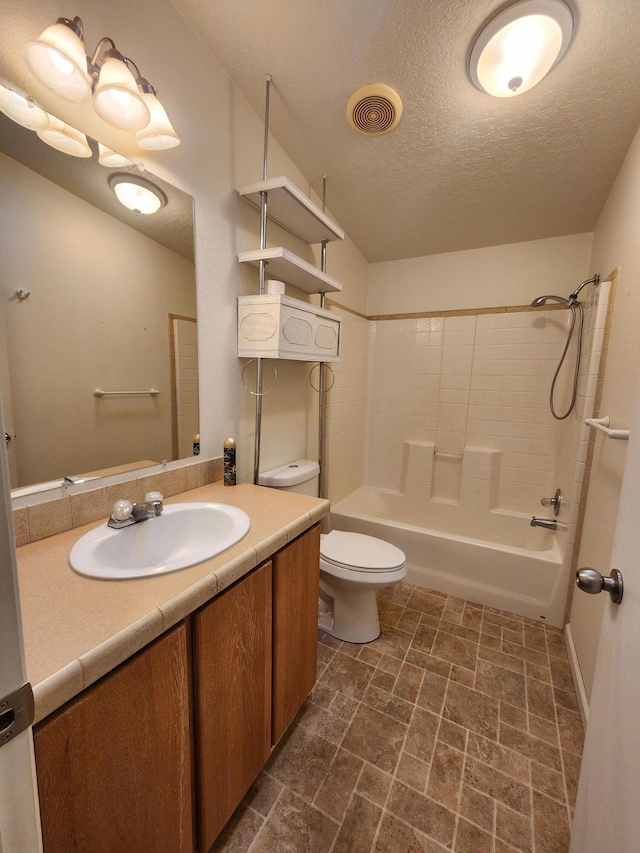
[238, 294, 341, 362]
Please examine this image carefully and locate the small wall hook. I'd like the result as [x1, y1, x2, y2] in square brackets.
[15, 289, 31, 300]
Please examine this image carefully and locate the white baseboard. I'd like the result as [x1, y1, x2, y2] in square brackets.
[565, 623, 590, 729]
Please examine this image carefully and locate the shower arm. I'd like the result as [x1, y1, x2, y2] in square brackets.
[568, 275, 600, 303]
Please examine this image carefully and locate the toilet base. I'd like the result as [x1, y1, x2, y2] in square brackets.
[318, 577, 382, 644]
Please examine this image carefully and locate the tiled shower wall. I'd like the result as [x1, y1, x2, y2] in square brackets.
[366, 309, 573, 514]
[327, 292, 609, 518]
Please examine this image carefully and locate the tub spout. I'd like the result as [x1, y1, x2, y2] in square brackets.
[531, 517, 557, 531]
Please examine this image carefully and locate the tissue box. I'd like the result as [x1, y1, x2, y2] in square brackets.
[238, 294, 341, 362]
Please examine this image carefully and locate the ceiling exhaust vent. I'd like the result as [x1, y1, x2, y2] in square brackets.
[346, 84, 402, 135]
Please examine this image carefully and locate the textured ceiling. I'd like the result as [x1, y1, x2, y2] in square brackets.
[171, 0, 640, 262]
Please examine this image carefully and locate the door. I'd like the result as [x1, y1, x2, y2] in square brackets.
[0, 395, 42, 851]
[570, 378, 640, 851]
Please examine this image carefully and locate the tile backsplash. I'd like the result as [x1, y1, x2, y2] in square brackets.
[13, 457, 222, 547]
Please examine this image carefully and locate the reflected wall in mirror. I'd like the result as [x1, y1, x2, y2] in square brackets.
[0, 112, 198, 494]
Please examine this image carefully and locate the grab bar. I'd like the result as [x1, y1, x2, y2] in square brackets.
[584, 416, 630, 441]
[94, 389, 160, 398]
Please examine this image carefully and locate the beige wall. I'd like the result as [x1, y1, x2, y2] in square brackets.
[569, 124, 640, 701]
[368, 233, 593, 316]
[0, 152, 196, 486]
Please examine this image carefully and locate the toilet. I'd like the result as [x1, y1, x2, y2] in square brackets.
[258, 460, 407, 643]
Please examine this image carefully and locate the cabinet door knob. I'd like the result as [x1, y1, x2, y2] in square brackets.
[576, 568, 624, 604]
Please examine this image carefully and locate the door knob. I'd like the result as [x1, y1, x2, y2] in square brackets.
[576, 568, 624, 604]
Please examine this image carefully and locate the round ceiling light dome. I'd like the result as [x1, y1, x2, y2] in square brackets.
[346, 84, 403, 135]
[469, 0, 574, 98]
[108, 173, 167, 215]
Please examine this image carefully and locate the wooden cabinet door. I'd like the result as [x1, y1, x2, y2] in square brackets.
[34, 623, 193, 853]
[272, 523, 320, 744]
[193, 561, 272, 850]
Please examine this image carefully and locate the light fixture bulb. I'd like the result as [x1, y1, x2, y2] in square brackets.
[469, 0, 574, 98]
[37, 116, 92, 158]
[108, 173, 167, 214]
[136, 91, 181, 150]
[93, 53, 150, 130]
[24, 19, 92, 104]
[0, 85, 50, 131]
[98, 143, 132, 168]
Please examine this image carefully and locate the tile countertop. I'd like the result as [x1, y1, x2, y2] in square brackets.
[15, 482, 330, 724]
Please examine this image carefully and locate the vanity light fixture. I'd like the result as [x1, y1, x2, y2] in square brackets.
[97, 142, 132, 168]
[24, 16, 179, 145]
[37, 115, 92, 158]
[0, 84, 50, 131]
[469, 0, 574, 98]
[108, 173, 167, 215]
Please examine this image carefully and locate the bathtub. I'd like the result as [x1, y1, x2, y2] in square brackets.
[329, 486, 567, 628]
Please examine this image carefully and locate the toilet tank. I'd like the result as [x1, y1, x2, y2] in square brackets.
[257, 459, 319, 496]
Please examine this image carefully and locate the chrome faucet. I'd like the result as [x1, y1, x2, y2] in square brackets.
[107, 492, 164, 529]
[530, 517, 557, 531]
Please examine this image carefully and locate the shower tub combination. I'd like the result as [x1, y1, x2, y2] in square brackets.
[330, 486, 566, 628]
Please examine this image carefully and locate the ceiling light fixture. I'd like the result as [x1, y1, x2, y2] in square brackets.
[24, 16, 179, 145]
[108, 173, 167, 215]
[469, 0, 574, 98]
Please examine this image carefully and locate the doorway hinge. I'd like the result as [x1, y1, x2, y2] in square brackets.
[0, 682, 34, 748]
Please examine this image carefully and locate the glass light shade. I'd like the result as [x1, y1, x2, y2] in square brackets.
[93, 57, 150, 130]
[469, 0, 574, 98]
[136, 92, 181, 150]
[108, 174, 167, 214]
[37, 116, 92, 158]
[98, 143, 132, 167]
[0, 85, 50, 131]
[24, 22, 92, 104]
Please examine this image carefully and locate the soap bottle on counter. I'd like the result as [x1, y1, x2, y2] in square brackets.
[223, 438, 236, 486]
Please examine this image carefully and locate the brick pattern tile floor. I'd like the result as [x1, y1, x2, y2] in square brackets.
[212, 582, 583, 853]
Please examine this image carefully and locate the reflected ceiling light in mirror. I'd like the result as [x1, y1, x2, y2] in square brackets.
[24, 17, 92, 104]
[469, 0, 574, 98]
[37, 116, 92, 158]
[108, 173, 167, 215]
[98, 143, 132, 168]
[23, 16, 178, 146]
[0, 85, 50, 131]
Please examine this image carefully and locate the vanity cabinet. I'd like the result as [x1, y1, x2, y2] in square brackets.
[32, 523, 321, 852]
[272, 523, 321, 743]
[33, 623, 193, 853]
[194, 560, 272, 850]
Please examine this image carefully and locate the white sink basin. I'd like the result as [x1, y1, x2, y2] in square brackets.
[69, 502, 251, 580]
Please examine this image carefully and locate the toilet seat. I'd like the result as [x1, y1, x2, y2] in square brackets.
[320, 530, 405, 573]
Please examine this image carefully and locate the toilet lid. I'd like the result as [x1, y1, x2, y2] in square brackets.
[320, 530, 405, 571]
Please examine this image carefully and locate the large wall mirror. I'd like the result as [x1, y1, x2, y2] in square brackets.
[0, 112, 198, 495]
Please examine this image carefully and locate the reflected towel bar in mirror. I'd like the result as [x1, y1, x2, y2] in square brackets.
[93, 388, 160, 397]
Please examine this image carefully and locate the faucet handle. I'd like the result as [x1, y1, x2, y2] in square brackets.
[112, 499, 133, 522]
[540, 488, 562, 516]
[145, 491, 163, 503]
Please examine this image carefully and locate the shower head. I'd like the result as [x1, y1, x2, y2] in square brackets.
[531, 295, 572, 307]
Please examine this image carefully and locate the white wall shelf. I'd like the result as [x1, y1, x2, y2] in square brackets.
[237, 176, 344, 245]
[238, 247, 343, 294]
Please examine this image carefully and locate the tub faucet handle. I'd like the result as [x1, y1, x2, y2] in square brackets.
[540, 488, 562, 517]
